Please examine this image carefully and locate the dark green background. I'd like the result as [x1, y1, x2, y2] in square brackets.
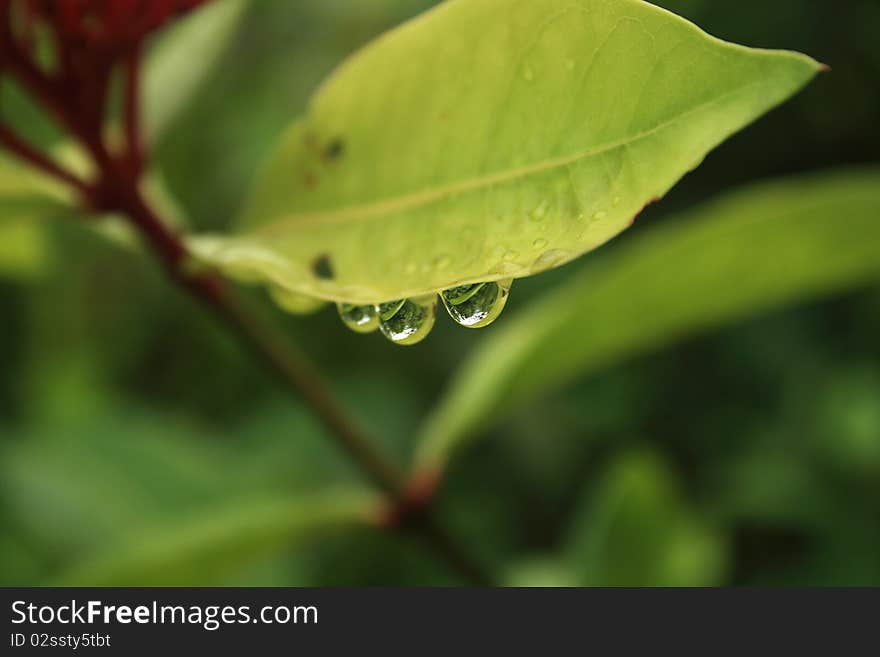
[1, 0, 878, 585]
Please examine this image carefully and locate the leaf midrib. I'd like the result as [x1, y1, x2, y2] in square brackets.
[258, 78, 765, 233]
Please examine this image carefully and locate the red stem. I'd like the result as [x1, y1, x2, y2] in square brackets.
[0, 4, 494, 585]
[123, 43, 144, 175]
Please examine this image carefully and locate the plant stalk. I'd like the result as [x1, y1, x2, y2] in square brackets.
[0, 21, 494, 585]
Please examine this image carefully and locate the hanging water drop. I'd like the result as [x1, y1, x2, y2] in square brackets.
[337, 303, 380, 334]
[441, 279, 512, 329]
[592, 209, 607, 220]
[532, 237, 548, 249]
[270, 287, 326, 315]
[523, 65, 534, 81]
[376, 296, 437, 345]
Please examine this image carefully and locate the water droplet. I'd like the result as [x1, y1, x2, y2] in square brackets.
[441, 280, 513, 329]
[502, 249, 519, 262]
[564, 58, 575, 71]
[593, 210, 608, 220]
[523, 65, 534, 82]
[612, 195, 621, 207]
[270, 287, 325, 315]
[530, 200, 549, 221]
[376, 296, 436, 346]
[337, 303, 379, 334]
[532, 237, 548, 249]
[531, 249, 570, 273]
[404, 261, 418, 275]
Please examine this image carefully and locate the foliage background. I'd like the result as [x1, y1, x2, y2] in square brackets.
[1, 0, 878, 585]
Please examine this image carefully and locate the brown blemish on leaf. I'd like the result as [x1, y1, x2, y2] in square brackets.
[303, 171, 317, 188]
[630, 196, 661, 226]
[302, 132, 319, 153]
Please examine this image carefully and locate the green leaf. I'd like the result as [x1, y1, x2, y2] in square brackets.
[417, 167, 880, 466]
[0, 217, 49, 279]
[55, 491, 377, 586]
[143, 0, 250, 146]
[565, 450, 728, 586]
[0, 152, 74, 214]
[188, 0, 820, 304]
[504, 557, 578, 587]
[0, 153, 72, 280]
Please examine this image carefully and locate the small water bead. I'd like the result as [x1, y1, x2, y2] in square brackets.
[337, 303, 380, 334]
[530, 200, 549, 221]
[523, 65, 534, 82]
[441, 279, 512, 328]
[564, 58, 575, 71]
[270, 287, 326, 315]
[377, 296, 437, 346]
[592, 210, 608, 220]
[533, 237, 548, 249]
[612, 195, 621, 207]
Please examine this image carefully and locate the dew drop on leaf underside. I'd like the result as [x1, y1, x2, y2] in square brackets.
[337, 303, 380, 333]
[441, 279, 512, 328]
[377, 296, 437, 345]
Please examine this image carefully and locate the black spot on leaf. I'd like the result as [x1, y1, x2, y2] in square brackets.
[312, 254, 335, 280]
[324, 138, 345, 161]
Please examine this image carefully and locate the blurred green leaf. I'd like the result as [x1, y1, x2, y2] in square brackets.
[811, 368, 880, 475]
[417, 168, 880, 466]
[0, 154, 71, 280]
[0, 152, 74, 214]
[0, 389, 380, 586]
[0, 217, 49, 279]
[55, 491, 377, 586]
[565, 449, 728, 586]
[190, 0, 818, 304]
[143, 0, 251, 146]
[504, 557, 577, 587]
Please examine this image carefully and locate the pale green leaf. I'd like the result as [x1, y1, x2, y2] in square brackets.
[417, 168, 880, 466]
[55, 491, 378, 586]
[0, 217, 49, 279]
[143, 0, 250, 146]
[0, 152, 76, 213]
[189, 0, 819, 304]
[504, 557, 578, 587]
[0, 147, 188, 269]
[0, 153, 71, 279]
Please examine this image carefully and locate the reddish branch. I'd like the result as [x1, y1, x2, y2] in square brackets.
[0, 0, 492, 586]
